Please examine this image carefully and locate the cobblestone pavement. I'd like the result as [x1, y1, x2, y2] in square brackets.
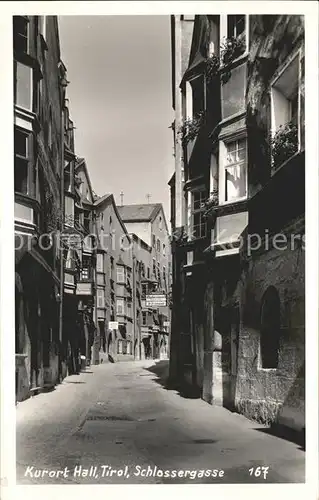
[16, 359, 305, 484]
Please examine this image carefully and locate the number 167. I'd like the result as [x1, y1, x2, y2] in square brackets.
[249, 466, 269, 479]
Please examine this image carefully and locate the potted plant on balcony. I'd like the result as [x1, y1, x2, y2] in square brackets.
[178, 111, 205, 148]
[205, 54, 220, 84]
[221, 35, 246, 66]
[271, 122, 299, 171]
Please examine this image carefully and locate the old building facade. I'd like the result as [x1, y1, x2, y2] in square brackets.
[169, 14, 305, 436]
[14, 16, 65, 401]
[118, 204, 171, 361]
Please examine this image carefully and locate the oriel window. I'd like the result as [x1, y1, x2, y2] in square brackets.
[14, 128, 31, 195]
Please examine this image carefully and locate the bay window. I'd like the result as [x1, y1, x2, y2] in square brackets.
[14, 128, 32, 195]
[224, 138, 247, 202]
[14, 62, 33, 111]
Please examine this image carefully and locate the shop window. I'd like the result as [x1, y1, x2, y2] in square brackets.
[14, 128, 31, 195]
[14, 62, 33, 111]
[260, 287, 280, 369]
[190, 188, 207, 240]
[13, 16, 29, 53]
[224, 138, 247, 202]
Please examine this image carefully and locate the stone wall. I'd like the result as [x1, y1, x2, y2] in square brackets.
[236, 232, 305, 429]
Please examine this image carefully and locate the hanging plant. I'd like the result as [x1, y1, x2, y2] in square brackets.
[178, 112, 205, 147]
[221, 36, 246, 66]
[205, 54, 220, 83]
[271, 122, 298, 170]
[205, 188, 219, 209]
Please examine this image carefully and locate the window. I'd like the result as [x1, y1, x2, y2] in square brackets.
[152, 234, 156, 248]
[64, 196, 74, 227]
[97, 253, 104, 273]
[118, 339, 132, 355]
[270, 53, 300, 168]
[81, 255, 91, 281]
[157, 239, 160, 253]
[13, 16, 29, 53]
[116, 298, 125, 316]
[141, 283, 148, 299]
[224, 138, 247, 202]
[147, 267, 150, 279]
[14, 128, 31, 195]
[142, 311, 147, 326]
[116, 265, 125, 283]
[65, 249, 72, 269]
[14, 62, 32, 111]
[97, 289, 105, 309]
[190, 189, 207, 239]
[152, 258, 156, 276]
[260, 287, 280, 369]
[163, 266, 166, 282]
[227, 15, 246, 39]
[159, 216, 163, 230]
[83, 211, 90, 233]
[163, 243, 166, 257]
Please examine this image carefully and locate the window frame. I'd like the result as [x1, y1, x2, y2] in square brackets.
[219, 133, 247, 205]
[97, 288, 105, 309]
[14, 126, 33, 196]
[116, 265, 125, 284]
[14, 61, 33, 112]
[220, 15, 249, 66]
[270, 50, 301, 168]
[96, 253, 104, 273]
[116, 298, 125, 316]
[188, 186, 208, 241]
[13, 16, 30, 54]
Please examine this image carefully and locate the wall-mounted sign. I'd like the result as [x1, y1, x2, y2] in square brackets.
[163, 321, 170, 327]
[146, 293, 167, 307]
[109, 321, 119, 330]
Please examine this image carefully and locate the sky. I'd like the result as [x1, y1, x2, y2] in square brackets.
[58, 15, 174, 222]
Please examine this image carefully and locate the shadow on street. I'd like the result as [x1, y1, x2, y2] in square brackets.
[144, 360, 201, 400]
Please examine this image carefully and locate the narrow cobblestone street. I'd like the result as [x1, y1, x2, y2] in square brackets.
[16, 360, 305, 484]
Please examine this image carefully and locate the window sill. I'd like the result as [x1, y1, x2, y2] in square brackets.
[257, 367, 278, 372]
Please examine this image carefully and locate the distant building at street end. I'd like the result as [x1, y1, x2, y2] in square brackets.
[118, 204, 172, 360]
